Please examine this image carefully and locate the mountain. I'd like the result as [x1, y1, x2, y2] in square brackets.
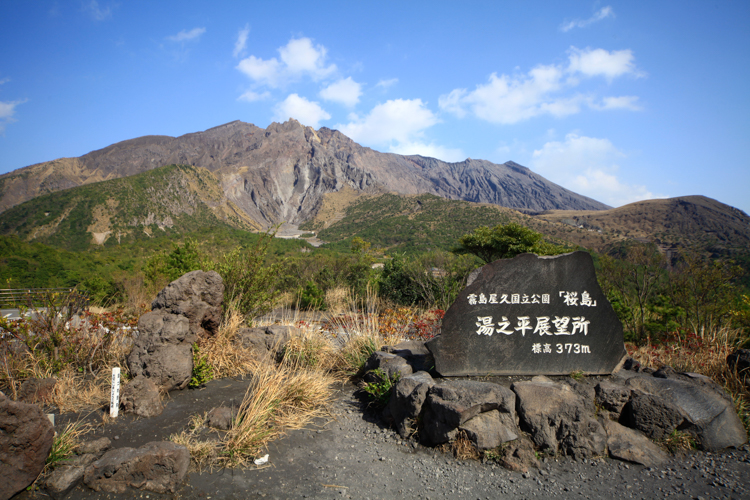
[299, 191, 750, 264]
[533, 196, 750, 259]
[0, 120, 609, 226]
[0, 164, 258, 251]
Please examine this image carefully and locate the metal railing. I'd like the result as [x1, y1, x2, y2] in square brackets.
[0, 288, 89, 310]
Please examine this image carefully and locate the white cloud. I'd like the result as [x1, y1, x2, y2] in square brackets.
[0, 98, 27, 134]
[279, 38, 336, 79]
[167, 27, 206, 42]
[530, 133, 654, 207]
[83, 1, 112, 21]
[567, 47, 642, 81]
[233, 24, 250, 58]
[389, 141, 465, 162]
[236, 56, 282, 87]
[238, 90, 270, 102]
[337, 98, 438, 144]
[236, 37, 336, 89]
[273, 94, 330, 128]
[376, 78, 398, 89]
[320, 77, 362, 107]
[594, 95, 642, 111]
[439, 47, 643, 124]
[560, 6, 614, 32]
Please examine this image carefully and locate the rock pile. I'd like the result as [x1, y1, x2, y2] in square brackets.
[367, 340, 747, 471]
[126, 270, 224, 402]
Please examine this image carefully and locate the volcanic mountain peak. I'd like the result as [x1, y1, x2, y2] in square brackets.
[0, 120, 610, 226]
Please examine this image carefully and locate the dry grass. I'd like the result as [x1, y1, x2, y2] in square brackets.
[44, 420, 93, 473]
[221, 359, 335, 467]
[198, 303, 256, 379]
[660, 429, 696, 455]
[439, 431, 481, 460]
[170, 358, 336, 469]
[325, 286, 350, 314]
[628, 326, 750, 435]
[52, 368, 114, 413]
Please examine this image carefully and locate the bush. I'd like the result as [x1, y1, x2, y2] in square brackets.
[203, 230, 284, 323]
[298, 281, 326, 310]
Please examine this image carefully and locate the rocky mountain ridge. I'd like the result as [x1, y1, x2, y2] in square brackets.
[0, 120, 610, 227]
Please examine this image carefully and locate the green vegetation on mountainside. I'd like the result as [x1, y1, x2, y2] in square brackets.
[303, 193, 569, 255]
[0, 165, 249, 251]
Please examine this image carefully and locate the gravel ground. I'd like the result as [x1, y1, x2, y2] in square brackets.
[32, 377, 749, 500]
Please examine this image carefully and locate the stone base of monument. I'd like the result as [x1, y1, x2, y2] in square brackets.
[364, 340, 747, 471]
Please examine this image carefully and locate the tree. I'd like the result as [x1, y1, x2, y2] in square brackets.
[598, 243, 667, 342]
[453, 223, 566, 264]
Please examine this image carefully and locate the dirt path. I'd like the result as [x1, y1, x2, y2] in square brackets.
[30, 377, 750, 500]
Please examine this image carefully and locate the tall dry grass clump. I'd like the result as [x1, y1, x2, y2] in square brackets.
[197, 302, 256, 379]
[171, 358, 336, 470]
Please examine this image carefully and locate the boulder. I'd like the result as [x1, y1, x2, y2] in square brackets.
[84, 441, 190, 494]
[362, 351, 413, 382]
[127, 310, 193, 391]
[620, 393, 686, 440]
[600, 418, 669, 467]
[18, 377, 57, 405]
[383, 340, 435, 373]
[595, 380, 631, 414]
[557, 418, 607, 459]
[236, 325, 302, 354]
[626, 374, 747, 450]
[493, 436, 539, 473]
[78, 437, 111, 456]
[421, 380, 515, 445]
[459, 410, 518, 450]
[44, 465, 85, 500]
[120, 376, 164, 418]
[384, 371, 435, 438]
[512, 377, 605, 457]
[0, 391, 55, 500]
[151, 270, 224, 337]
[206, 406, 236, 430]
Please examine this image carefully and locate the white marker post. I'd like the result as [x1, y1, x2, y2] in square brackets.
[110, 367, 121, 418]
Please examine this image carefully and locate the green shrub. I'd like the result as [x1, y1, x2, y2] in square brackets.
[362, 368, 400, 409]
[298, 281, 326, 310]
[189, 344, 213, 388]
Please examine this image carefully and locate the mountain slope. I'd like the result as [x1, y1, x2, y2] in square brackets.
[535, 195, 750, 257]
[0, 164, 258, 251]
[302, 192, 750, 262]
[0, 120, 610, 226]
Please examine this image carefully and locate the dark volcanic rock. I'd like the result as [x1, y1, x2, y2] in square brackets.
[625, 374, 747, 450]
[421, 380, 515, 445]
[0, 391, 55, 500]
[17, 377, 57, 405]
[127, 310, 194, 391]
[151, 270, 224, 337]
[512, 377, 604, 457]
[83, 441, 190, 494]
[120, 376, 163, 418]
[385, 371, 436, 438]
[600, 417, 669, 467]
[427, 251, 627, 376]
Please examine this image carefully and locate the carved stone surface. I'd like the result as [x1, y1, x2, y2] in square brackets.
[426, 252, 627, 376]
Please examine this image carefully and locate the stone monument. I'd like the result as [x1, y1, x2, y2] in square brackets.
[426, 251, 627, 376]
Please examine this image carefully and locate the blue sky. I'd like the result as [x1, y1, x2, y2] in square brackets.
[1, 1, 749, 213]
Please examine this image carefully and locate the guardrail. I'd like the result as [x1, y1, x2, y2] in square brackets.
[0, 288, 89, 310]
